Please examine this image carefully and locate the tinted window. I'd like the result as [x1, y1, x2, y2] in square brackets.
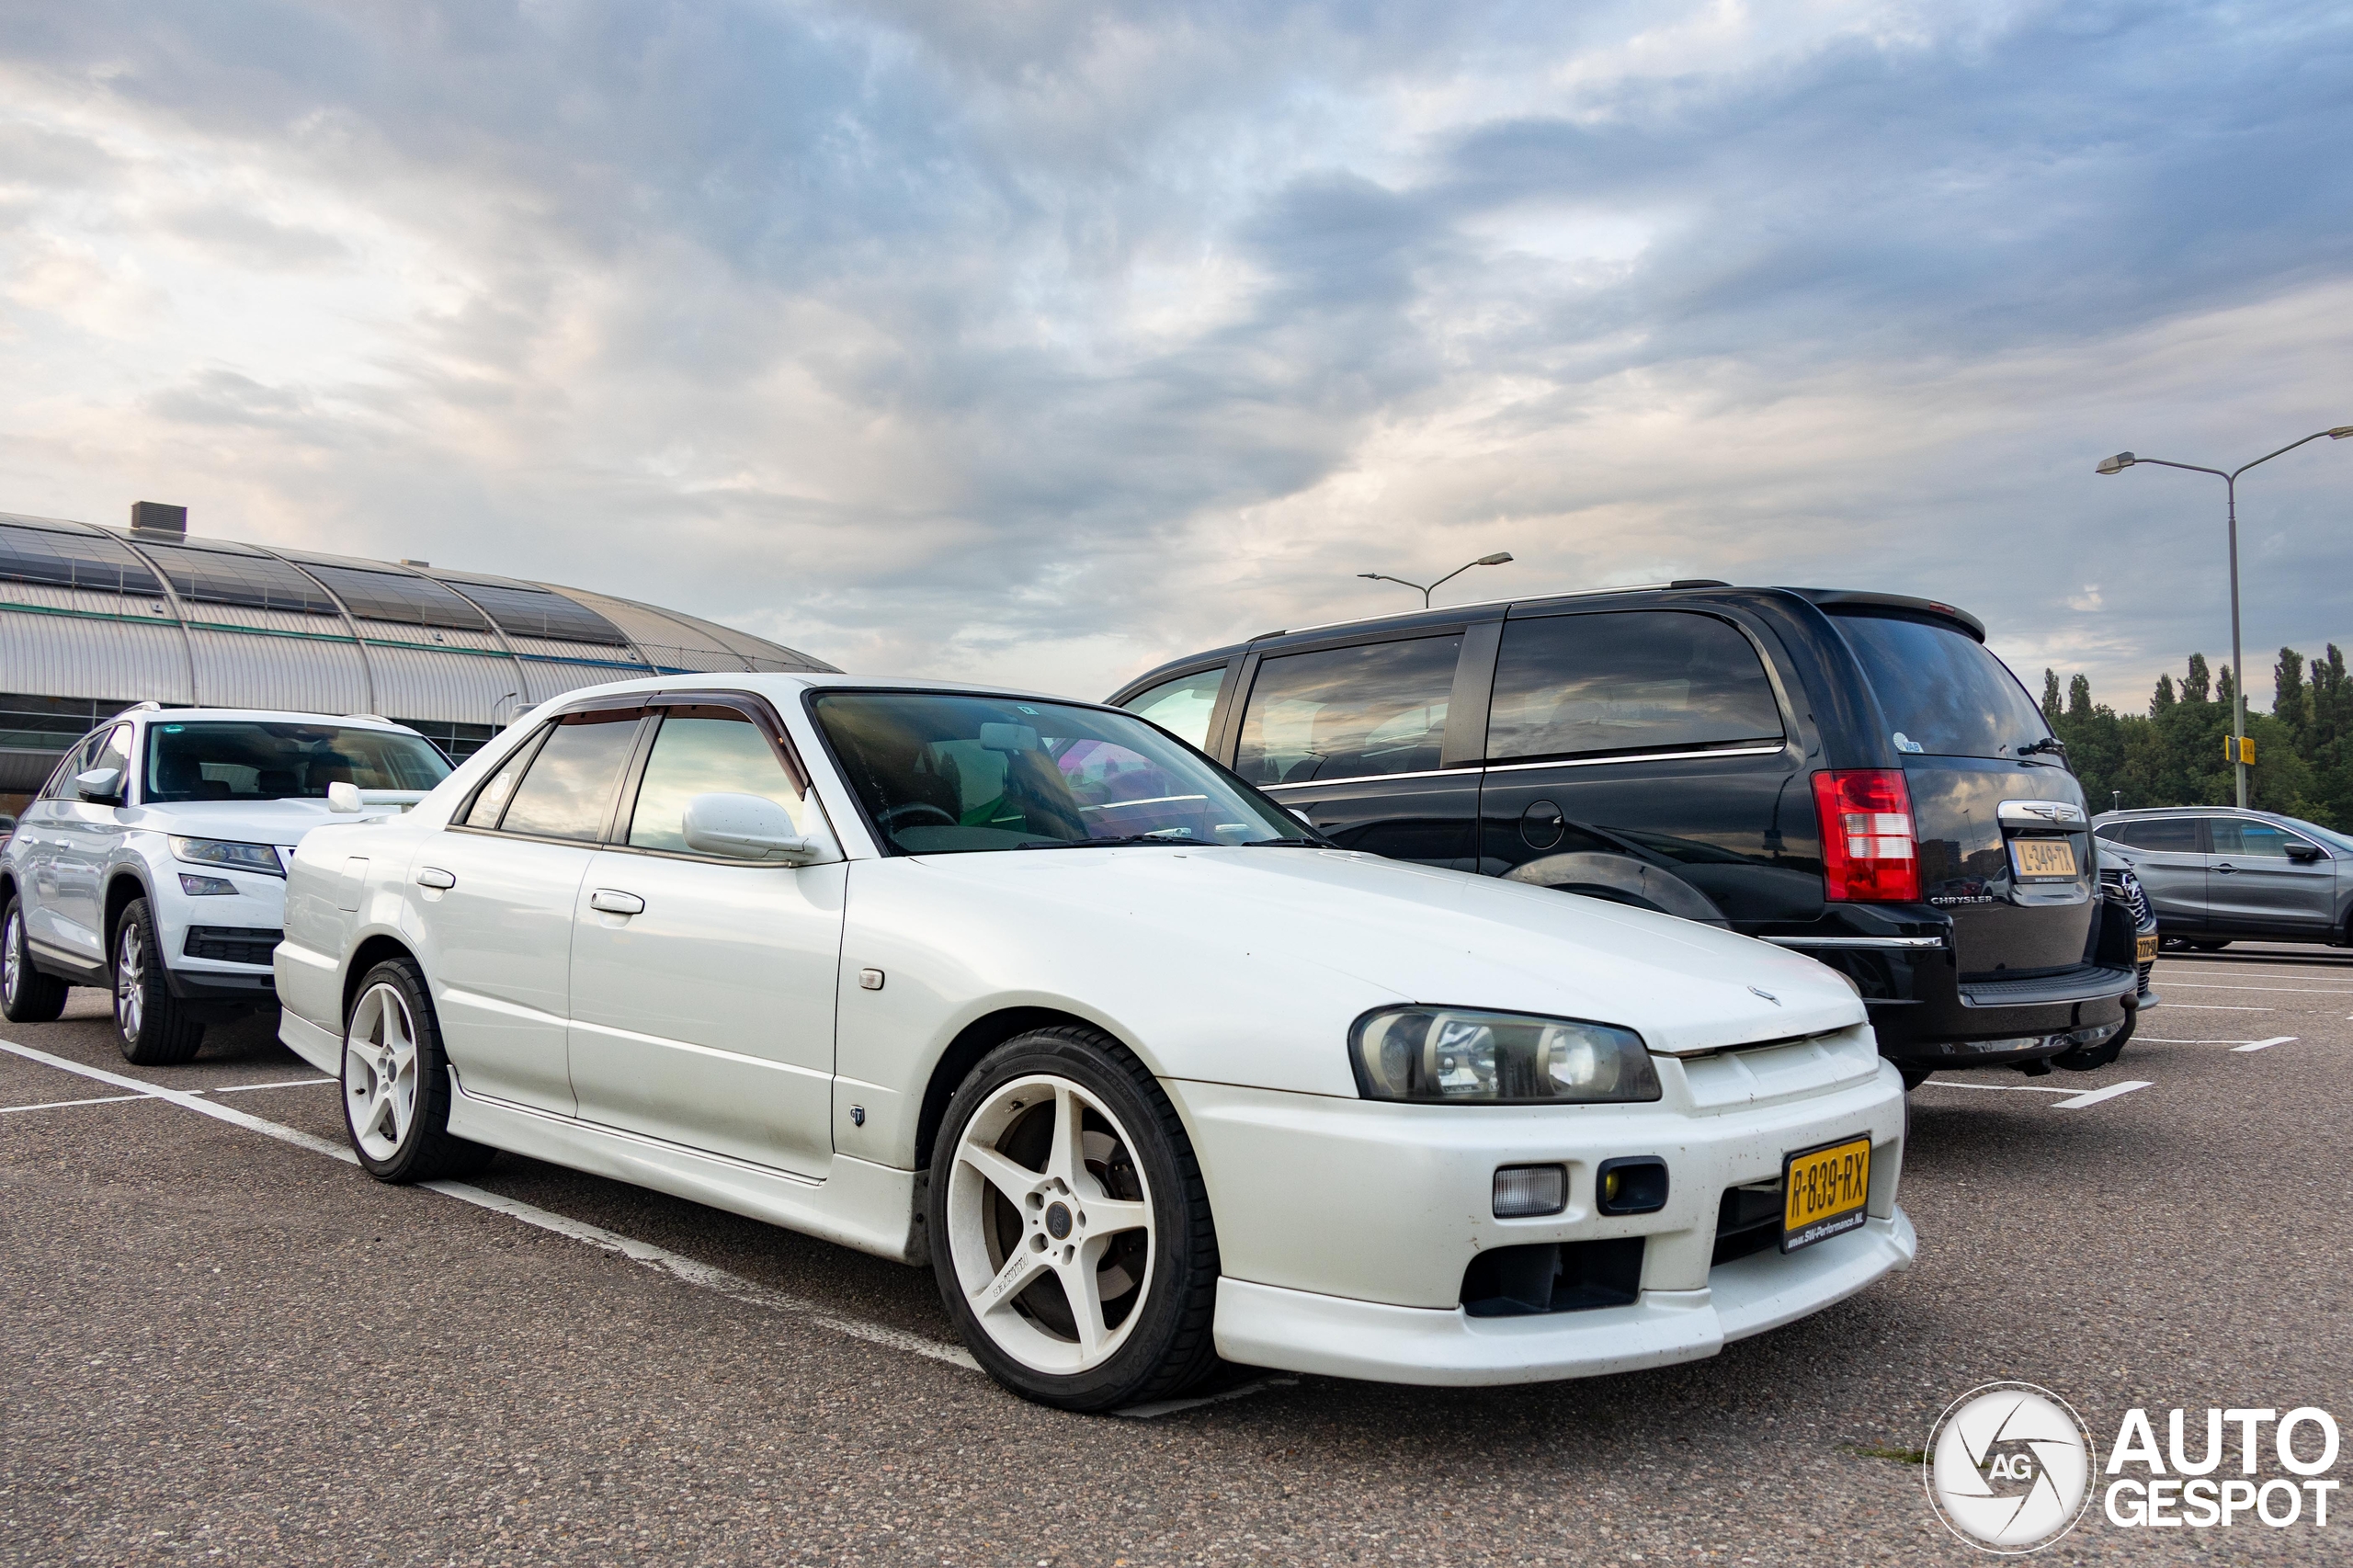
[463, 734, 540, 827]
[2109, 818, 2201, 852]
[1486, 611, 1781, 762]
[2211, 819, 2317, 859]
[812, 690, 1297, 854]
[627, 710, 808, 851]
[1834, 614, 2049, 760]
[143, 722, 452, 802]
[1234, 636, 1460, 786]
[494, 715, 642, 840]
[42, 731, 111, 800]
[1122, 667, 1226, 751]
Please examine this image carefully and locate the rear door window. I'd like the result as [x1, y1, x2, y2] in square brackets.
[1121, 667, 1226, 751]
[493, 713, 643, 841]
[1485, 611, 1782, 762]
[1832, 613, 2050, 759]
[2107, 818, 2204, 853]
[1233, 636, 1461, 786]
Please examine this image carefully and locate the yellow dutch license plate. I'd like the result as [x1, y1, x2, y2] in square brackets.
[1781, 1136, 1872, 1253]
[2137, 933, 2160, 962]
[2010, 837, 2077, 880]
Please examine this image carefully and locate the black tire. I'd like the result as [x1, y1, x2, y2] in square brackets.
[2188, 939, 2231, 952]
[340, 957, 494, 1183]
[1896, 1062, 1934, 1092]
[927, 1026, 1222, 1413]
[111, 897, 205, 1065]
[2, 893, 70, 1024]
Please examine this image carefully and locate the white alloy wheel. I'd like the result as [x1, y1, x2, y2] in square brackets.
[113, 918, 144, 1040]
[3, 908, 21, 1006]
[345, 982, 422, 1162]
[945, 1074, 1156, 1375]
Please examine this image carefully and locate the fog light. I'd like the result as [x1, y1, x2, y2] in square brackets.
[1492, 1164, 1567, 1218]
[1597, 1155, 1669, 1216]
[178, 873, 237, 896]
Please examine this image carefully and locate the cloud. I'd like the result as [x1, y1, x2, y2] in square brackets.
[0, 0, 2347, 710]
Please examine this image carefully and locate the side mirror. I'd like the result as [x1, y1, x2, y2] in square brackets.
[682, 792, 827, 865]
[75, 767, 124, 805]
[328, 782, 365, 814]
[2286, 844, 2325, 863]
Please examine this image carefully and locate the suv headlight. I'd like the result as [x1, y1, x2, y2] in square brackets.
[1349, 1006, 1662, 1104]
[169, 836, 285, 878]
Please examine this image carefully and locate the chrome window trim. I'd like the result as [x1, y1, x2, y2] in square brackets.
[1758, 936, 1948, 950]
[1481, 744, 1787, 774]
[1259, 766, 1477, 792]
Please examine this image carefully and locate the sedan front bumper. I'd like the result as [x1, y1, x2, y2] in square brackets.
[1214, 1211, 1915, 1386]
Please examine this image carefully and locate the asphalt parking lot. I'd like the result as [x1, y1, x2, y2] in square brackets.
[5, 950, 2350, 1566]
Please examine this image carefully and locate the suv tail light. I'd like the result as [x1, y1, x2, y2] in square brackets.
[1813, 769, 1919, 903]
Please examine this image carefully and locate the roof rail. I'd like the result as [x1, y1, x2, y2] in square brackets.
[1259, 581, 1705, 643]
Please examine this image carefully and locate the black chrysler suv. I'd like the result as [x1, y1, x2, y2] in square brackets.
[1110, 583, 2142, 1086]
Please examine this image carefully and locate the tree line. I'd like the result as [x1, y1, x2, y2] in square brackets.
[2039, 645, 2353, 829]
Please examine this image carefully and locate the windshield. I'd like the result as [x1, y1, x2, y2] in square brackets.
[1833, 614, 2052, 761]
[810, 690, 1304, 854]
[143, 721, 453, 803]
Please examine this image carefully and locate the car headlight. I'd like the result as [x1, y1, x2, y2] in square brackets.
[1348, 1006, 1662, 1104]
[169, 837, 285, 878]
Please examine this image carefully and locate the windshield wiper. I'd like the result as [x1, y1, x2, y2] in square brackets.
[2016, 737, 2068, 761]
[1013, 834, 1199, 850]
[1232, 836, 1329, 847]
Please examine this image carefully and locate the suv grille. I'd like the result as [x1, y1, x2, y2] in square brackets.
[2099, 867, 2156, 994]
[183, 926, 283, 966]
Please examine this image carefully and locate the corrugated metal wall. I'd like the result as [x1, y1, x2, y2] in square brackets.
[0, 592, 195, 704]
[359, 633, 526, 725]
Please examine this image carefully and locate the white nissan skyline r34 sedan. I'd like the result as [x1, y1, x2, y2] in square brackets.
[275, 674, 1915, 1411]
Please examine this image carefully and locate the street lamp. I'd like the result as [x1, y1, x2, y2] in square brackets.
[2097, 426, 2353, 808]
[1358, 551, 1514, 608]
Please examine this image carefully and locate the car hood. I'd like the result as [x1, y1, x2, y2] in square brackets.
[904, 846, 1864, 1057]
[124, 799, 406, 847]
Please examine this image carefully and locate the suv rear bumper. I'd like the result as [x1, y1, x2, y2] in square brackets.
[1775, 939, 2133, 1066]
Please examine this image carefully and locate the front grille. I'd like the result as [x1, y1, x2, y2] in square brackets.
[2101, 869, 2156, 996]
[183, 926, 282, 966]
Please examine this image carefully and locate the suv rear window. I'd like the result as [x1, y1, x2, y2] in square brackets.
[1833, 613, 2051, 760]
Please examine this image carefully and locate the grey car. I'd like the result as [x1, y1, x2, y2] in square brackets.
[2092, 807, 2353, 950]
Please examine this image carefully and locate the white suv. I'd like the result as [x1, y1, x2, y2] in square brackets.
[0, 706, 451, 1062]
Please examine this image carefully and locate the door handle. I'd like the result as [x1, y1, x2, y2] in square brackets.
[415, 867, 456, 890]
[589, 889, 644, 915]
[2213, 863, 2236, 874]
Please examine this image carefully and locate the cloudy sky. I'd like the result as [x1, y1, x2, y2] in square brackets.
[3, 1, 2348, 708]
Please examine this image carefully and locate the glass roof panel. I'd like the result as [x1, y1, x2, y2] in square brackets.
[127, 538, 341, 615]
[290, 561, 493, 631]
[0, 522, 168, 597]
[435, 577, 632, 646]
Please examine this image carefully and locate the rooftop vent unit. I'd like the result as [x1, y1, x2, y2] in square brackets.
[131, 501, 188, 536]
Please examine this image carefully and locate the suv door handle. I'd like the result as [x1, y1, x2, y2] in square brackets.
[2213, 862, 2236, 874]
[589, 889, 644, 915]
[415, 867, 456, 890]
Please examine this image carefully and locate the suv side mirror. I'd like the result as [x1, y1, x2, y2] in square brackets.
[75, 767, 124, 806]
[2286, 843, 2325, 863]
[328, 781, 365, 814]
[682, 792, 828, 865]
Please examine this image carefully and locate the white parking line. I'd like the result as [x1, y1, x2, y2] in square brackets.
[2050, 1081, 2153, 1110]
[1919, 1080, 2077, 1095]
[2136, 1037, 2280, 1046]
[0, 1075, 340, 1115]
[2230, 1037, 2298, 1053]
[2160, 1004, 2272, 1011]
[2154, 979, 2353, 988]
[2, 1092, 151, 1114]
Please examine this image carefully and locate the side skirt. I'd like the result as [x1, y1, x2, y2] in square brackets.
[445, 1077, 926, 1267]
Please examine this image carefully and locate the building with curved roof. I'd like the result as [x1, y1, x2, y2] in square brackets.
[0, 505, 835, 812]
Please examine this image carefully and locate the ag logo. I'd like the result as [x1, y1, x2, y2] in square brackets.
[1925, 1382, 2096, 1552]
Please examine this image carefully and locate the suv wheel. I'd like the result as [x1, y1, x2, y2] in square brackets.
[929, 1026, 1222, 1412]
[111, 898, 205, 1065]
[342, 957, 494, 1183]
[2, 895, 70, 1023]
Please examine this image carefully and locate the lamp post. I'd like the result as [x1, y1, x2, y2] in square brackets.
[2097, 426, 2353, 809]
[1358, 551, 1514, 608]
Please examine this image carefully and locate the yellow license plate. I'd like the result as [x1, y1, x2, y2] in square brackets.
[1782, 1136, 1872, 1253]
[2010, 837, 2077, 881]
[2137, 933, 2159, 962]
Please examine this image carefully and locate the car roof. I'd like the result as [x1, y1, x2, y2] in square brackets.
[119, 707, 420, 731]
[530, 671, 1114, 710]
[1109, 583, 1986, 695]
[2092, 805, 2277, 822]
